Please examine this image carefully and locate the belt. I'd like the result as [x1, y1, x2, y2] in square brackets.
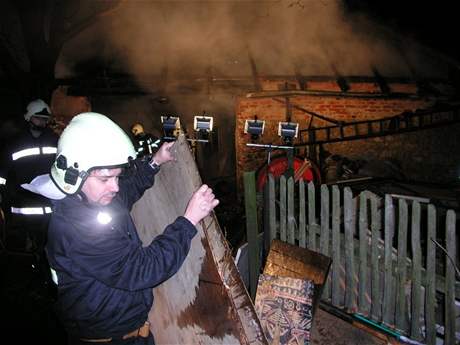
[80, 321, 150, 343]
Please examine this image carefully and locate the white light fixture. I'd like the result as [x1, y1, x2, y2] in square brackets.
[244, 119, 265, 140]
[278, 121, 299, 144]
[193, 115, 214, 133]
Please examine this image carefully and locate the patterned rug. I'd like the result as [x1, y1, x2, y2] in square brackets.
[255, 274, 314, 345]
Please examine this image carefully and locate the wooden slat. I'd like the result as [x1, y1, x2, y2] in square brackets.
[244, 171, 260, 300]
[370, 195, 381, 321]
[320, 184, 331, 300]
[279, 176, 287, 242]
[268, 174, 277, 244]
[425, 205, 436, 345]
[287, 177, 295, 244]
[331, 185, 341, 307]
[344, 187, 356, 312]
[395, 199, 408, 332]
[308, 182, 317, 250]
[298, 180, 306, 248]
[320, 184, 330, 256]
[358, 191, 369, 315]
[444, 210, 456, 345]
[382, 195, 395, 326]
[410, 201, 422, 340]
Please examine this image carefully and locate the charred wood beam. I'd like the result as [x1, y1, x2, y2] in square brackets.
[272, 97, 341, 125]
[372, 66, 390, 94]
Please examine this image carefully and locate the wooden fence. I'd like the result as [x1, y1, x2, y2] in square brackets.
[243, 171, 459, 344]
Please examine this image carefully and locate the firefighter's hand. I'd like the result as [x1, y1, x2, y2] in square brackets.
[184, 184, 219, 226]
[151, 141, 175, 165]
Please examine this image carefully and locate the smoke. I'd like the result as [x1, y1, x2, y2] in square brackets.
[57, 0, 446, 85]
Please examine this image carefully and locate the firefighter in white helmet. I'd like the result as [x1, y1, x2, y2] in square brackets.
[44, 112, 218, 344]
[130, 122, 161, 158]
[0, 99, 57, 268]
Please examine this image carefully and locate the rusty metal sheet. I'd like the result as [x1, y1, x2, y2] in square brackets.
[131, 135, 267, 345]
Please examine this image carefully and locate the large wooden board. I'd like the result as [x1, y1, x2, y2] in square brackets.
[131, 135, 267, 345]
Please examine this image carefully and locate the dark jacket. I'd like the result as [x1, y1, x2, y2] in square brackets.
[0, 125, 58, 211]
[46, 159, 197, 339]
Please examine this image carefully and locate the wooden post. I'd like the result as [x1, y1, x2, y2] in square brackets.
[308, 182, 317, 250]
[358, 191, 369, 315]
[298, 180, 306, 248]
[287, 177, 295, 244]
[268, 174, 277, 245]
[382, 195, 395, 326]
[370, 194, 382, 321]
[444, 210, 456, 345]
[410, 201, 422, 340]
[331, 185, 341, 307]
[320, 184, 331, 300]
[279, 176, 287, 242]
[243, 171, 260, 300]
[395, 199, 408, 332]
[425, 205, 436, 345]
[344, 187, 356, 312]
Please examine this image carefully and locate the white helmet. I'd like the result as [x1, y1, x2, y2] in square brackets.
[24, 99, 51, 121]
[50, 112, 136, 195]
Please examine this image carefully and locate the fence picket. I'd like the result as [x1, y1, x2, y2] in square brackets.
[320, 184, 331, 300]
[425, 205, 436, 345]
[280, 176, 287, 242]
[445, 210, 456, 345]
[331, 185, 341, 307]
[308, 182, 317, 250]
[358, 191, 369, 316]
[370, 195, 381, 321]
[383, 195, 395, 326]
[410, 201, 422, 340]
[299, 180, 306, 248]
[287, 177, 295, 244]
[268, 174, 277, 244]
[344, 187, 356, 312]
[396, 199, 408, 332]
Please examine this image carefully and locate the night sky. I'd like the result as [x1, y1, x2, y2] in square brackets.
[344, 1, 458, 61]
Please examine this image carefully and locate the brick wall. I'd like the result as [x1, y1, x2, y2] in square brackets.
[235, 79, 459, 189]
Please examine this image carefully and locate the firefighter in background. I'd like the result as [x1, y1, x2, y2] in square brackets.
[0, 99, 58, 266]
[131, 122, 161, 158]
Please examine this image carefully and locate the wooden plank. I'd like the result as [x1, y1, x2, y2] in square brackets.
[287, 177, 295, 244]
[264, 239, 331, 319]
[268, 174, 277, 245]
[244, 171, 260, 300]
[320, 185, 330, 256]
[444, 210, 456, 345]
[331, 185, 341, 307]
[344, 187, 356, 312]
[320, 184, 331, 300]
[410, 201, 422, 340]
[370, 195, 381, 321]
[382, 195, 395, 327]
[425, 205, 436, 345]
[280, 176, 287, 242]
[132, 135, 267, 345]
[298, 180, 306, 248]
[308, 182, 317, 250]
[395, 199, 408, 332]
[358, 191, 369, 315]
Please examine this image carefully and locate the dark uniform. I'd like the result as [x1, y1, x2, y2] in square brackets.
[46, 159, 197, 344]
[0, 124, 58, 252]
